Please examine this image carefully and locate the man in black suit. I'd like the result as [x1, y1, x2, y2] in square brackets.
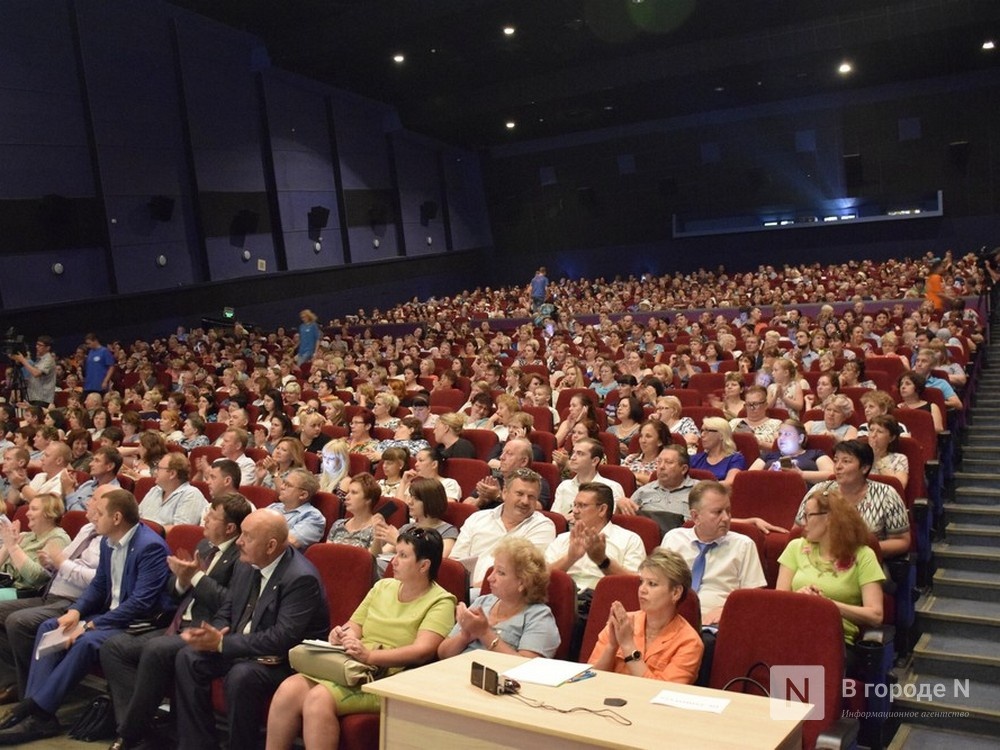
[101, 493, 252, 750]
[173, 508, 329, 750]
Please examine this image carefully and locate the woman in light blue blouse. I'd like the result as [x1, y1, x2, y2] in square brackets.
[437, 537, 560, 659]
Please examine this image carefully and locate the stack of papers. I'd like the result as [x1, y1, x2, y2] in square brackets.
[502, 658, 592, 687]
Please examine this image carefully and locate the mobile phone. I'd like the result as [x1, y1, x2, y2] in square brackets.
[779, 457, 793, 470]
[471, 661, 501, 694]
[376, 499, 399, 521]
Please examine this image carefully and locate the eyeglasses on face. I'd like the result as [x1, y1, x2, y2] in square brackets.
[746, 401, 766, 409]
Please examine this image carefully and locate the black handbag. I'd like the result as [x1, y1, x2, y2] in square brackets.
[68, 693, 117, 741]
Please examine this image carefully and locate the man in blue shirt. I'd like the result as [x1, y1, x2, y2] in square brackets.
[529, 267, 549, 312]
[82, 333, 116, 395]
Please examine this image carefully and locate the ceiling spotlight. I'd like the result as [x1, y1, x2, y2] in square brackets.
[505, 121, 516, 129]
[503, 26, 515, 36]
[392, 53, 405, 63]
[838, 61, 853, 75]
[984, 40, 996, 50]
[714, 86, 725, 92]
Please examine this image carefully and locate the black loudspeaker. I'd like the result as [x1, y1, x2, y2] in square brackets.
[657, 178, 678, 197]
[148, 195, 175, 222]
[949, 141, 970, 174]
[843, 154, 862, 191]
[308, 205, 330, 229]
[38, 194, 72, 225]
[419, 200, 438, 226]
[230, 209, 259, 236]
[368, 204, 388, 228]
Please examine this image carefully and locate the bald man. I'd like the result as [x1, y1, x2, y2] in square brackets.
[173, 509, 329, 750]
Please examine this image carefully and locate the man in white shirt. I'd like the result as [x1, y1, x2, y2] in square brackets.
[661, 481, 766, 626]
[138, 453, 208, 532]
[219, 428, 257, 487]
[550, 438, 625, 517]
[450, 468, 556, 588]
[546, 483, 645, 593]
[4, 442, 69, 508]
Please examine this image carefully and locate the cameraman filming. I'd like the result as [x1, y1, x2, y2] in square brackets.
[12, 335, 56, 408]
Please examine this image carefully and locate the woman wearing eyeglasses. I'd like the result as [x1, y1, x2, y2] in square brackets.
[689, 417, 745, 486]
[729, 385, 782, 449]
[266, 528, 456, 750]
[588, 549, 703, 684]
[777, 488, 884, 648]
[346, 408, 377, 454]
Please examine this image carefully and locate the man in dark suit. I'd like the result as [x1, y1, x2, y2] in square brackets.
[173, 508, 329, 750]
[0, 489, 172, 745]
[101, 493, 252, 750]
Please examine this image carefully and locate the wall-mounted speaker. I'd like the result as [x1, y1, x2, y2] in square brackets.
[843, 154, 862, 191]
[419, 200, 438, 226]
[148, 195, 175, 222]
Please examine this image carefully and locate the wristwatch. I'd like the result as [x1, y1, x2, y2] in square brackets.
[597, 557, 611, 570]
[623, 650, 642, 663]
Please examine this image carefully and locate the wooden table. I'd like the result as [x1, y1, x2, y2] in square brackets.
[364, 651, 811, 749]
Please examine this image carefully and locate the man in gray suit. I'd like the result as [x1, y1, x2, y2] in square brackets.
[101, 494, 251, 750]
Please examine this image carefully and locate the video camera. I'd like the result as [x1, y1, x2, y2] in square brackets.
[0, 328, 27, 361]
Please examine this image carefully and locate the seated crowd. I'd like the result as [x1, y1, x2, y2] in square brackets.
[0, 248, 983, 747]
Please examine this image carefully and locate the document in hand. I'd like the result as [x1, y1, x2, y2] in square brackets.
[502, 658, 591, 687]
[35, 622, 85, 660]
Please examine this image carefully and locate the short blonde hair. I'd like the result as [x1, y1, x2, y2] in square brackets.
[33, 493, 65, 523]
[437, 412, 466, 433]
[493, 538, 549, 604]
[701, 416, 737, 455]
[640, 549, 691, 602]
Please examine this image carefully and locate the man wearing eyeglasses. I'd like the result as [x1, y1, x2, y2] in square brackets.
[138, 454, 208, 533]
[546, 483, 645, 594]
[264, 468, 325, 550]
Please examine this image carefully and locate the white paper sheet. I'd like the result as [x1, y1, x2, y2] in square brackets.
[650, 689, 730, 713]
[502, 658, 591, 687]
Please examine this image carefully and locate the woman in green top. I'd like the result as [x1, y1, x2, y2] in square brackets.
[266, 528, 457, 750]
[0, 493, 70, 596]
[777, 488, 884, 647]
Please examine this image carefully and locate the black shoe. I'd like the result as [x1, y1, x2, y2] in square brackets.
[0, 702, 30, 731]
[108, 736, 154, 750]
[0, 712, 61, 745]
[0, 687, 16, 707]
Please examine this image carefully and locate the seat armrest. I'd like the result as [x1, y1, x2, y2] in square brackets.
[815, 717, 860, 750]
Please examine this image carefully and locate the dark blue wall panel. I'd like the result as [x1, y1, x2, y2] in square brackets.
[1, 248, 111, 308]
[393, 133, 446, 257]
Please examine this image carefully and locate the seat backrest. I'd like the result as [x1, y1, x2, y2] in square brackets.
[894, 409, 938, 460]
[133, 476, 156, 501]
[554, 388, 595, 417]
[597, 465, 637, 497]
[596, 432, 621, 465]
[165, 523, 205, 555]
[730, 471, 807, 530]
[440, 457, 490, 499]
[612, 513, 662, 554]
[311, 491, 342, 537]
[730, 431, 761, 466]
[662, 389, 701, 407]
[61, 509, 88, 540]
[687, 373, 726, 401]
[305, 543, 375, 626]
[540, 509, 569, 535]
[521, 405, 554, 434]
[429, 388, 466, 411]
[530, 431, 556, 462]
[682, 405, 725, 424]
[240, 484, 278, 510]
[441, 501, 478, 530]
[710, 589, 844, 750]
[348, 452, 372, 477]
[189, 445, 223, 470]
[462, 429, 499, 462]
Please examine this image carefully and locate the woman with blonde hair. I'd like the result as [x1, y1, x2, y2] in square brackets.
[0, 493, 70, 597]
[690, 417, 745, 485]
[371, 393, 400, 431]
[318, 438, 352, 495]
[766, 358, 807, 419]
[589, 548, 703, 684]
[255, 436, 307, 490]
[438, 537, 559, 659]
[433, 412, 476, 459]
[653, 395, 699, 449]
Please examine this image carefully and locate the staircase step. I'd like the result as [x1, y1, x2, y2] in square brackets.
[932, 543, 1000, 574]
[912, 633, 1000, 683]
[944, 523, 1000, 546]
[953, 486, 1000, 505]
[959, 448, 1000, 459]
[889, 723, 1000, 750]
[957, 460, 1000, 474]
[917, 594, 1000, 638]
[934, 568, 1000, 603]
[953, 473, 1000, 487]
[895, 675, 1000, 736]
[945, 503, 1000, 526]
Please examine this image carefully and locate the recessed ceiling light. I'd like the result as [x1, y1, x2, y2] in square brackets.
[984, 40, 996, 50]
[603, 105, 614, 111]
[714, 86, 725, 92]
[838, 61, 853, 75]
[393, 53, 405, 63]
[505, 121, 516, 129]
[503, 26, 516, 36]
